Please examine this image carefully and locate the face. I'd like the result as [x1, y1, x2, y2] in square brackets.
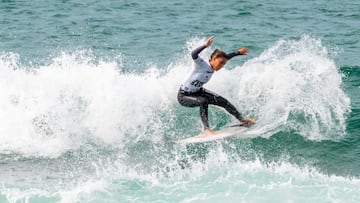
[210, 57, 227, 71]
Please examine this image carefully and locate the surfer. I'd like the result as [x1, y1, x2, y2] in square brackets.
[177, 36, 256, 135]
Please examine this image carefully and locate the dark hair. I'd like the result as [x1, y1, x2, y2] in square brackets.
[210, 49, 228, 60]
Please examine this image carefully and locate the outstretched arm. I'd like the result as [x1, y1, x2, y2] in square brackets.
[226, 48, 248, 60]
[191, 45, 206, 59]
[191, 36, 215, 59]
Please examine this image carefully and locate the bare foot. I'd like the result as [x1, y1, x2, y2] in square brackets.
[204, 129, 216, 135]
[241, 118, 256, 125]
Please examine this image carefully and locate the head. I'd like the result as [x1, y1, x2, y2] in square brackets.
[209, 49, 228, 71]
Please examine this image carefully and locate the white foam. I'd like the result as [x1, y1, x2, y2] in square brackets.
[0, 51, 185, 157]
[1, 145, 359, 203]
[58, 180, 109, 203]
[82, 145, 360, 203]
[0, 35, 351, 158]
[136, 146, 360, 202]
[209, 35, 350, 140]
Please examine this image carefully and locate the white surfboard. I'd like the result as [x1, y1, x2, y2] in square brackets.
[176, 124, 251, 144]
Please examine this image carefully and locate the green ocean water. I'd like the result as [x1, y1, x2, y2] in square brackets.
[0, 0, 359, 202]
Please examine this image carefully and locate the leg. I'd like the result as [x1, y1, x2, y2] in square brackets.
[201, 89, 243, 121]
[177, 89, 211, 129]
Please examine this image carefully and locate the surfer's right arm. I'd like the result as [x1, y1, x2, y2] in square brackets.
[191, 36, 215, 59]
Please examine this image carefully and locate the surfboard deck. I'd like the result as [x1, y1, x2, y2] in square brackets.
[176, 123, 251, 144]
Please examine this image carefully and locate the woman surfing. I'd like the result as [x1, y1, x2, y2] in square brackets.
[177, 36, 255, 135]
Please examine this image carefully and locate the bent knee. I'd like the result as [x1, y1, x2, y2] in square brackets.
[197, 97, 208, 106]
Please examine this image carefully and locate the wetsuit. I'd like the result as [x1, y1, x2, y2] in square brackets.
[177, 45, 244, 130]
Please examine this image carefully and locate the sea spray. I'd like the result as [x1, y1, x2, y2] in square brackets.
[209, 35, 350, 140]
[0, 36, 355, 203]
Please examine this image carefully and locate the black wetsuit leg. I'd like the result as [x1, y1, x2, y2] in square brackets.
[177, 88, 243, 129]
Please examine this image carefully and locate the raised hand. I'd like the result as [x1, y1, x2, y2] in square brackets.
[205, 36, 215, 47]
[238, 47, 248, 55]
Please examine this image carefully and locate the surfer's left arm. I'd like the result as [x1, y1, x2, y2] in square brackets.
[226, 48, 249, 60]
